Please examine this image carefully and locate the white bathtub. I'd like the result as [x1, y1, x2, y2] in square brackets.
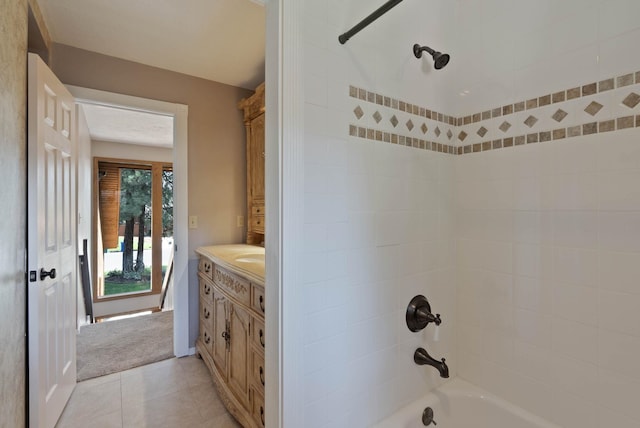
[373, 378, 560, 428]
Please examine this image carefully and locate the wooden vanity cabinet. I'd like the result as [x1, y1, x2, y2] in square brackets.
[238, 83, 265, 246]
[196, 256, 265, 428]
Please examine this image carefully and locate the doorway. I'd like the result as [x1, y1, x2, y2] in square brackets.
[68, 85, 190, 357]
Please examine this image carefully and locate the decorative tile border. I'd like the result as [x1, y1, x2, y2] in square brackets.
[349, 69, 640, 155]
[349, 85, 457, 126]
[455, 116, 640, 154]
[348, 89, 458, 148]
[348, 124, 458, 154]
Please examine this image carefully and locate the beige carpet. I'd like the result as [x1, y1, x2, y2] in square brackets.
[76, 310, 174, 381]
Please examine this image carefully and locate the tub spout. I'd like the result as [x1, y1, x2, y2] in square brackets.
[414, 348, 449, 378]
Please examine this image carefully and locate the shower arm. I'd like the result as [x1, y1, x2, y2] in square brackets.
[413, 45, 436, 57]
[338, 0, 405, 45]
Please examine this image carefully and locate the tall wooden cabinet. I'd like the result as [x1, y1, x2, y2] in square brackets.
[196, 246, 266, 428]
[238, 83, 265, 246]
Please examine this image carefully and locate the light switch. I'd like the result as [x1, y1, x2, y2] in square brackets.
[237, 216, 244, 228]
[189, 216, 198, 229]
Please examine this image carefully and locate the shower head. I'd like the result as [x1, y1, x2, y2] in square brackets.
[413, 44, 450, 70]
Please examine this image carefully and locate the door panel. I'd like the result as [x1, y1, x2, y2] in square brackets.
[62, 153, 72, 246]
[249, 114, 265, 201]
[228, 302, 250, 407]
[44, 146, 57, 250]
[62, 272, 74, 373]
[212, 289, 228, 375]
[28, 53, 77, 428]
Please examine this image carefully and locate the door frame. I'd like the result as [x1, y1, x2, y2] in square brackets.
[264, 0, 305, 426]
[67, 85, 190, 357]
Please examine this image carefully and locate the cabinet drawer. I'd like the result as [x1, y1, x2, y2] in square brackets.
[213, 265, 251, 306]
[199, 324, 213, 355]
[252, 318, 265, 352]
[199, 278, 213, 305]
[251, 349, 265, 393]
[251, 204, 265, 216]
[251, 284, 265, 316]
[251, 388, 265, 428]
[198, 257, 214, 280]
[199, 299, 213, 331]
[252, 215, 265, 233]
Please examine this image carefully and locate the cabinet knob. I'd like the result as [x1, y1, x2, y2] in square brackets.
[260, 406, 265, 426]
[260, 366, 265, 386]
[259, 329, 265, 348]
[259, 295, 265, 312]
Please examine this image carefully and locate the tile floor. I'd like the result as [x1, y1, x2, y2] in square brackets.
[56, 356, 241, 428]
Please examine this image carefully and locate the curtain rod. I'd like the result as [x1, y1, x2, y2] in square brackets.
[338, 0, 405, 45]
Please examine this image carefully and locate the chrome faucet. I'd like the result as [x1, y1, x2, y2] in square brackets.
[414, 348, 449, 378]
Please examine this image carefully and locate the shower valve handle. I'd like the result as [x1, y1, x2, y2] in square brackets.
[419, 310, 441, 326]
[406, 295, 442, 332]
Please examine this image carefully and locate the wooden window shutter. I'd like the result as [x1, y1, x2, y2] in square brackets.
[98, 163, 121, 249]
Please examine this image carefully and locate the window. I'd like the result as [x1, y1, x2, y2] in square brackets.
[94, 159, 173, 300]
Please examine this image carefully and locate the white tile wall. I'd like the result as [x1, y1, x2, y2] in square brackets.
[456, 128, 640, 425]
[450, 0, 640, 423]
[301, 0, 457, 425]
[298, 0, 640, 426]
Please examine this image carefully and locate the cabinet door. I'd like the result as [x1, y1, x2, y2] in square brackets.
[228, 302, 251, 407]
[249, 113, 265, 202]
[212, 289, 228, 375]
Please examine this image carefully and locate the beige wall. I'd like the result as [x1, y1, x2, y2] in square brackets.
[0, 0, 28, 425]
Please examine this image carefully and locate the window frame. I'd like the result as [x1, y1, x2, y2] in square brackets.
[92, 157, 173, 302]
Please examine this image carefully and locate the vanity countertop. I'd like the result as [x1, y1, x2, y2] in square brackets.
[196, 244, 265, 286]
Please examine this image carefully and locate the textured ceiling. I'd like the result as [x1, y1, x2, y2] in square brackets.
[36, 0, 265, 89]
[80, 103, 174, 148]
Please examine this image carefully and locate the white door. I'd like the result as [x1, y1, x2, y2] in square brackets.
[27, 53, 77, 428]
